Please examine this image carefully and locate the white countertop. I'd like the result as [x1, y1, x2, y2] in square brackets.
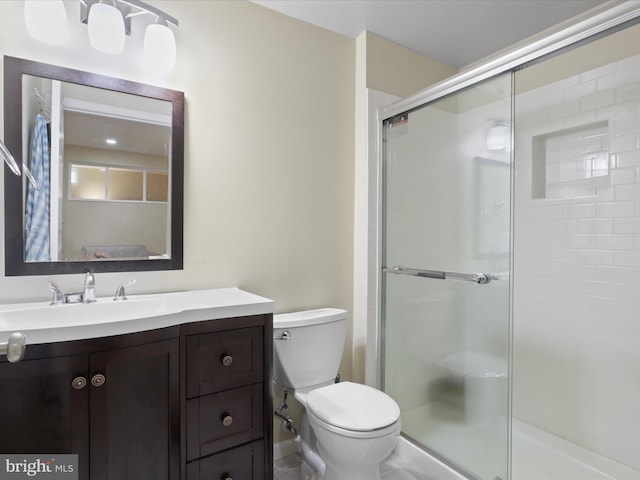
[0, 288, 274, 345]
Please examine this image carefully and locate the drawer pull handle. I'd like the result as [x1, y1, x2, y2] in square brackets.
[91, 374, 106, 387]
[72, 376, 87, 390]
[221, 355, 233, 367]
[221, 414, 233, 427]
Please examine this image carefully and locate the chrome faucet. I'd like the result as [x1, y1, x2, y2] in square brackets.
[113, 279, 136, 301]
[48, 272, 97, 305]
[83, 272, 97, 303]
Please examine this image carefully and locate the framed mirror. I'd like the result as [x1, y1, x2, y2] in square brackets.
[3, 56, 184, 276]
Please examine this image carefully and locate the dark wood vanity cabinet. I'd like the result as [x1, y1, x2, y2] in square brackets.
[182, 315, 272, 480]
[0, 313, 273, 480]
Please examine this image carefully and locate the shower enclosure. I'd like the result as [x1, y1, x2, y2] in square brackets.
[378, 4, 640, 479]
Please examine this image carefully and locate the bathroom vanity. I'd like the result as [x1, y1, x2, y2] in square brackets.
[0, 288, 274, 480]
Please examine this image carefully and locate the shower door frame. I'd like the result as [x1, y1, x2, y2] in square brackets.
[361, 1, 640, 477]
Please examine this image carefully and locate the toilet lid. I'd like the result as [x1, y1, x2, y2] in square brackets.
[306, 381, 400, 432]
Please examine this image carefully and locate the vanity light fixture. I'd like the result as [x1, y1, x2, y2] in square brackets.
[143, 17, 177, 73]
[24, 1, 178, 72]
[81, 0, 179, 71]
[24, 0, 69, 45]
[87, 1, 126, 54]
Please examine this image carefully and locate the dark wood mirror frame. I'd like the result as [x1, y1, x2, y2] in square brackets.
[3, 56, 184, 276]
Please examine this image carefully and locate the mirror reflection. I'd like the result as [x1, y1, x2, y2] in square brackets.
[4, 56, 184, 276]
[22, 76, 172, 262]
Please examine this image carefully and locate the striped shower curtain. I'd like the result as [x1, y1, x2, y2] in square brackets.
[25, 113, 50, 261]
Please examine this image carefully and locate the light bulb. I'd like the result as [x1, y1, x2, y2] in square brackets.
[24, 0, 69, 45]
[88, 3, 125, 55]
[143, 22, 176, 73]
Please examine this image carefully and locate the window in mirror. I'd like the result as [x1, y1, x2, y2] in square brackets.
[108, 168, 144, 201]
[146, 172, 168, 202]
[69, 163, 168, 203]
[70, 164, 105, 200]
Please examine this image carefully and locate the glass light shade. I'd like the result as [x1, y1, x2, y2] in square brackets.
[88, 3, 125, 55]
[143, 23, 177, 73]
[24, 0, 69, 45]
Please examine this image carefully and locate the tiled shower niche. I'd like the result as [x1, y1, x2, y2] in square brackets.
[532, 121, 610, 200]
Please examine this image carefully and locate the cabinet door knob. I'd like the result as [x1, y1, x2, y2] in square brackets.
[221, 355, 233, 366]
[72, 376, 87, 390]
[220, 474, 232, 480]
[221, 414, 233, 427]
[91, 373, 106, 387]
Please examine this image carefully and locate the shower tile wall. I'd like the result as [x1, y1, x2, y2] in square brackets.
[514, 50, 640, 470]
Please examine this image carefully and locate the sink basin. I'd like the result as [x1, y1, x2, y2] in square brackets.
[0, 288, 274, 345]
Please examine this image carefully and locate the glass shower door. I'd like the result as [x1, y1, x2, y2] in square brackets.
[381, 73, 512, 480]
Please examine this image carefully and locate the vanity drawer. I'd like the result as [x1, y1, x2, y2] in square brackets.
[186, 384, 264, 461]
[186, 440, 264, 480]
[186, 327, 263, 398]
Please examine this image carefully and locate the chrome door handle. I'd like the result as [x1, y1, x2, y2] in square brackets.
[273, 331, 290, 340]
[0, 332, 26, 363]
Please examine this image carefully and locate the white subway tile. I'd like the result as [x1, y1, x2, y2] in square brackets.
[581, 62, 617, 83]
[596, 201, 635, 217]
[617, 82, 640, 102]
[617, 149, 640, 167]
[609, 167, 637, 185]
[594, 233, 635, 250]
[597, 67, 637, 92]
[562, 203, 596, 218]
[578, 218, 614, 234]
[614, 217, 640, 233]
[594, 265, 640, 285]
[549, 100, 580, 120]
[570, 234, 596, 249]
[609, 133, 637, 153]
[563, 79, 597, 101]
[613, 249, 640, 267]
[580, 90, 616, 112]
[614, 183, 640, 201]
[611, 116, 640, 137]
[597, 100, 636, 121]
[577, 249, 614, 265]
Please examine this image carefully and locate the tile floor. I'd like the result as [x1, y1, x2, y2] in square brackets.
[274, 453, 430, 480]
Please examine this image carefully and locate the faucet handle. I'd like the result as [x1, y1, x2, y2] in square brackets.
[48, 282, 64, 305]
[113, 279, 136, 301]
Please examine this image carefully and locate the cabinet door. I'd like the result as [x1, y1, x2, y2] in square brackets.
[89, 338, 179, 480]
[0, 355, 89, 478]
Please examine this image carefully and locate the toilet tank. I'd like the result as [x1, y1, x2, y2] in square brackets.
[273, 308, 347, 390]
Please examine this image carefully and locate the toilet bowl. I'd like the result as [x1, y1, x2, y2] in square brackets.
[273, 309, 401, 480]
[305, 381, 401, 480]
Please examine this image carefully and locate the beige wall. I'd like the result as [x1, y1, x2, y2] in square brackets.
[365, 32, 456, 98]
[0, 0, 355, 314]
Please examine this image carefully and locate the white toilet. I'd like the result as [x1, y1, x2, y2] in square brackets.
[273, 308, 401, 480]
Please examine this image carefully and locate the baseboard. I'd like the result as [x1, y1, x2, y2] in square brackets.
[274, 438, 301, 461]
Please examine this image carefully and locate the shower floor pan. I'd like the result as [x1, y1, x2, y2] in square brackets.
[400, 405, 639, 479]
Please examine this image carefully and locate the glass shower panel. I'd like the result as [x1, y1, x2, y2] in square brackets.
[512, 22, 640, 480]
[382, 73, 512, 480]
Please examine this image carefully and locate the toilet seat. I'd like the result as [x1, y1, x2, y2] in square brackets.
[306, 381, 400, 432]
